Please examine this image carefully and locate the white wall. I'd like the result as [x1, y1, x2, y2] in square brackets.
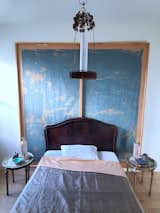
[0, 22, 160, 169]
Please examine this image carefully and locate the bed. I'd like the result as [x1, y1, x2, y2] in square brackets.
[11, 117, 144, 213]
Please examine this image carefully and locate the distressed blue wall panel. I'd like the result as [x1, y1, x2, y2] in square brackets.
[21, 48, 142, 160]
[87, 49, 142, 159]
[22, 49, 79, 159]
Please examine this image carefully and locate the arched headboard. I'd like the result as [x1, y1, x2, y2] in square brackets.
[44, 117, 118, 153]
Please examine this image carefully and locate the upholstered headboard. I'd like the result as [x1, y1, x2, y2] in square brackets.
[44, 117, 118, 153]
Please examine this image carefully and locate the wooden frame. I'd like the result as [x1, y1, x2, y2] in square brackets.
[16, 42, 149, 153]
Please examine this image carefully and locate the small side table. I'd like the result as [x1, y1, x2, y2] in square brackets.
[127, 156, 157, 196]
[1, 152, 34, 195]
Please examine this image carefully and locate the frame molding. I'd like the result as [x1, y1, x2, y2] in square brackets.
[16, 42, 149, 152]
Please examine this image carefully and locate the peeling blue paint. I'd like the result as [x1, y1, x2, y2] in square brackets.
[21, 48, 142, 160]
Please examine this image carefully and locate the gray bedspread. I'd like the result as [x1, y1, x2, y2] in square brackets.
[11, 166, 144, 213]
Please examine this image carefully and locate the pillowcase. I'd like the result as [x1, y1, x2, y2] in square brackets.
[61, 145, 99, 160]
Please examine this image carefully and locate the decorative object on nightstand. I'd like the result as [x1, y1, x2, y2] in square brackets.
[133, 142, 140, 158]
[1, 152, 34, 195]
[20, 137, 28, 159]
[127, 154, 157, 196]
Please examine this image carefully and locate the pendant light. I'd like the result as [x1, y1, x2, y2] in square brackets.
[70, 0, 97, 79]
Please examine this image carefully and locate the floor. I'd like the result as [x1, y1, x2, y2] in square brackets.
[0, 167, 160, 213]
[0, 167, 35, 213]
[131, 172, 160, 213]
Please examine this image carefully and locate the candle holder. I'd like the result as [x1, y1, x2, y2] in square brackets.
[20, 137, 28, 159]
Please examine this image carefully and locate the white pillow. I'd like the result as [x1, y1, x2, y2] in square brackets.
[61, 145, 99, 160]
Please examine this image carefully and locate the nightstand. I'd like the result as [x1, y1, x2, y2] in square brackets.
[126, 155, 157, 196]
[1, 152, 34, 195]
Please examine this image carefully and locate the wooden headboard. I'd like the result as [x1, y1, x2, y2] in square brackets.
[44, 117, 118, 152]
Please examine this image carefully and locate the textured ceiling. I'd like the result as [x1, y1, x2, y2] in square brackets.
[0, 0, 160, 25]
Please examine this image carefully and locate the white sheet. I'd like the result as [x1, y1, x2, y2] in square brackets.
[44, 150, 119, 162]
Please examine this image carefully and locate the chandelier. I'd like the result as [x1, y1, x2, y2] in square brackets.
[70, 0, 97, 79]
